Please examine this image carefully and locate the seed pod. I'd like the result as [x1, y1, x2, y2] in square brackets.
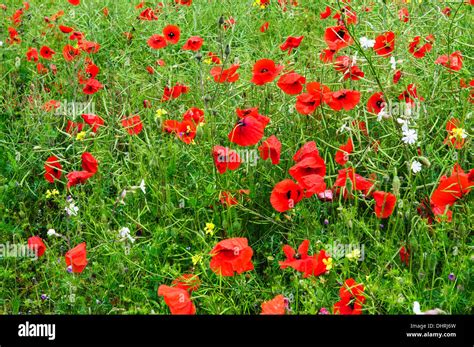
[417, 156, 431, 168]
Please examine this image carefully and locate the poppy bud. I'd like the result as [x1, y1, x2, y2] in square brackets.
[417, 156, 431, 168]
[143, 99, 151, 108]
[225, 44, 231, 57]
[218, 16, 225, 26]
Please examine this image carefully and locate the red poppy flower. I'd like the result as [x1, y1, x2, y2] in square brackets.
[441, 7, 451, 17]
[68, 0, 80, 5]
[270, 179, 304, 212]
[344, 66, 364, 80]
[183, 107, 205, 125]
[277, 72, 306, 95]
[163, 120, 180, 134]
[158, 285, 196, 315]
[430, 164, 473, 218]
[236, 107, 270, 127]
[79, 40, 100, 54]
[373, 191, 397, 218]
[320, 6, 332, 19]
[83, 78, 103, 95]
[65, 242, 88, 273]
[66, 171, 94, 188]
[28, 236, 46, 258]
[280, 36, 303, 55]
[62, 44, 80, 61]
[81, 152, 98, 174]
[219, 191, 239, 207]
[175, 0, 192, 5]
[177, 119, 196, 144]
[333, 6, 357, 25]
[122, 115, 143, 135]
[334, 278, 365, 315]
[398, 8, 409, 22]
[171, 274, 201, 293]
[260, 21, 269, 32]
[147, 34, 167, 49]
[44, 155, 62, 183]
[7, 27, 21, 45]
[434, 51, 463, 71]
[444, 118, 466, 149]
[279, 239, 313, 273]
[373, 31, 395, 57]
[251, 59, 283, 85]
[228, 116, 265, 146]
[81, 114, 104, 133]
[366, 92, 386, 114]
[258, 135, 281, 165]
[393, 69, 402, 84]
[299, 174, 327, 198]
[304, 249, 330, 278]
[42, 100, 61, 112]
[399, 246, 410, 266]
[182, 36, 203, 51]
[66, 120, 84, 134]
[324, 89, 360, 111]
[320, 48, 337, 62]
[334, 167, 374, 196]
[40, 46, 55, 60]
[261, 295, 286, 315]
[69, 31, 84, 41]
[212, 146, 241, 174]
[163, 25, 180, 44]
[162, 83, 189, 101]
[295, 82, 330, 115]
[408, 35, 434, 59]
[293, 141, 320, 162]
[209, 238, 254, 277]
[26, 47, 38, 62]
[335, 138, 353, 166]
[138, 8, 158, 20]
[59, 25, 74, 33]
[207, 52, 221, 64]
[324, 25, 353, 52]
[210, 64, 240, 83]
[334, 55, 351, 73]
[398, 83, 424, 105]
[289, 154, 327, 185]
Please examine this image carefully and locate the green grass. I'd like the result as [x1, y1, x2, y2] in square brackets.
[0, 0, 472, 314]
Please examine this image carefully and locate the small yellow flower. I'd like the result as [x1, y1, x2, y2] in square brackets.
[45, 189, 59, 199]
[203, 58, 212, 65]
[323, 257, 333, 271]
[155, 109, 167, 119]
[346, 249, 361, 261]
[76, 131, 86, 141]
[204, 222, 215, 235]
[450, 127, 467, 140]
[191, 254, 203, 266]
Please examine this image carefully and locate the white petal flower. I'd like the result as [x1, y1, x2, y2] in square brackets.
[0, 41, 3, 47]
[411, 160, 422, 174]
[47, 229, 57, 237]
[360, 37, 375, 49]
[402, 129, 418, 145]
[390, 56, 397, 70]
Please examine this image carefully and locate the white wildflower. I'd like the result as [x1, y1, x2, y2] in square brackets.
[360, 37, 375, 49]
[402, 128, 418, 145]
[119, 227, 135, 243]
[390, 56, 397, 70]
[65, 199, 79, 216]
[413, 301, 445, 315]
[47, 229, 58, 237]
[411, 160, 422, 174]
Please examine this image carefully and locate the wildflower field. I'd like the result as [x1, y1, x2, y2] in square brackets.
[0, 0, 472, 316]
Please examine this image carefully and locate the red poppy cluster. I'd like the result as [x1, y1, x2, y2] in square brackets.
[279, 240, 331, 278]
